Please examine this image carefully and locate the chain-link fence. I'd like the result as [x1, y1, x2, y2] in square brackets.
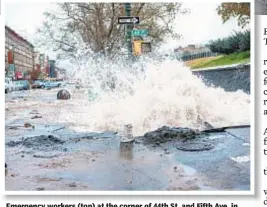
[175, 49, 220, 62]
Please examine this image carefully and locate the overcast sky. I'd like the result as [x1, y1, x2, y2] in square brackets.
[5, 2, 250, 65]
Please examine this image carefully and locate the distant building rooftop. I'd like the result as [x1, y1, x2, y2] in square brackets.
[5, 25, 34, 48]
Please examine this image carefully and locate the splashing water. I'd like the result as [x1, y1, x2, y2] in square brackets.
[52, 55, 250, 136]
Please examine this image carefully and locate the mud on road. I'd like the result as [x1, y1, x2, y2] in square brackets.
[5, 89, 250, 191]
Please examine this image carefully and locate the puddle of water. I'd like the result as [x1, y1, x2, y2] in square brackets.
[6, 134, 203, 191]
[207, 134, 227, 140]
[5, 113, 250, 191]
[226, 128, 250, 142]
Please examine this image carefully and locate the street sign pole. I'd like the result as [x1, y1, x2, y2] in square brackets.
[124, 3, 132, 58]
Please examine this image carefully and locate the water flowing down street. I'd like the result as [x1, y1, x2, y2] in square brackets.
[5, 60, 250, 191]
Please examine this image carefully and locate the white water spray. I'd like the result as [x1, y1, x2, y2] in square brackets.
[52, 55, 250, 136]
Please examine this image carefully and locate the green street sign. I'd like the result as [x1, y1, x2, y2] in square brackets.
[132, 29, 148, 36]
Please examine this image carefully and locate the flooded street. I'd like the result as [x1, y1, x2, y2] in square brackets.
[5, 86, 250, 191]
[2, 1, 258, 207]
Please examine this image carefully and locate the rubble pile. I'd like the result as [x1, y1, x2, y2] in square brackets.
[143, 126, 203, 145]
[6, 135, 65, 150]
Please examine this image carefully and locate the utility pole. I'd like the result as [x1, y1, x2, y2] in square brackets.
[124, 3, 133, 58]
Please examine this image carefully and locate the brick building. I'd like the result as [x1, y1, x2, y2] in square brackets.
[5, 25, 35, 79]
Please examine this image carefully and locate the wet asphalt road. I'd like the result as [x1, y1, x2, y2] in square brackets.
[5, 88, 251, 191]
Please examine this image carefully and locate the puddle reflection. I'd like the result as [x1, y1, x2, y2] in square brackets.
[119, 141, 134, 160]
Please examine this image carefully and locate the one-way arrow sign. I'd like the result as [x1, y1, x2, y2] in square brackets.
[118, 16, 140, 24]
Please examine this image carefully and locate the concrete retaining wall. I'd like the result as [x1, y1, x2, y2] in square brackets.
[192, 64, 250, 94]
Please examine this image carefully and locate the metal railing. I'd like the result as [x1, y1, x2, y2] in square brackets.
[175, 51, 220, 62]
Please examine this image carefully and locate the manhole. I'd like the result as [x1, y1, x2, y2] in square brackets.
[176, 141, 214, 152]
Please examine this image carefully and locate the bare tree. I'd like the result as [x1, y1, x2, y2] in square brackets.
[217, 3, 250, 28]
[36, 3, 188, 60]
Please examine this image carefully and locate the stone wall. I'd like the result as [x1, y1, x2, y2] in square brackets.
[192, 64, 250, 94]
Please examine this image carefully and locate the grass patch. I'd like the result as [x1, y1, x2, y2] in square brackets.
[185, 56, 222, 68]
[187, 51, 250, 69]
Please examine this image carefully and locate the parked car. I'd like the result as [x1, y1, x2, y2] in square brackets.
[44, 79, 65, 89]
[44, 80, 60, 89]
[13, 80, 30, 91]
[31, 80, 45, 89]
[5, 77, 14, 93]
[20, 80, 30, 90]
[13, 81, 24, 91]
